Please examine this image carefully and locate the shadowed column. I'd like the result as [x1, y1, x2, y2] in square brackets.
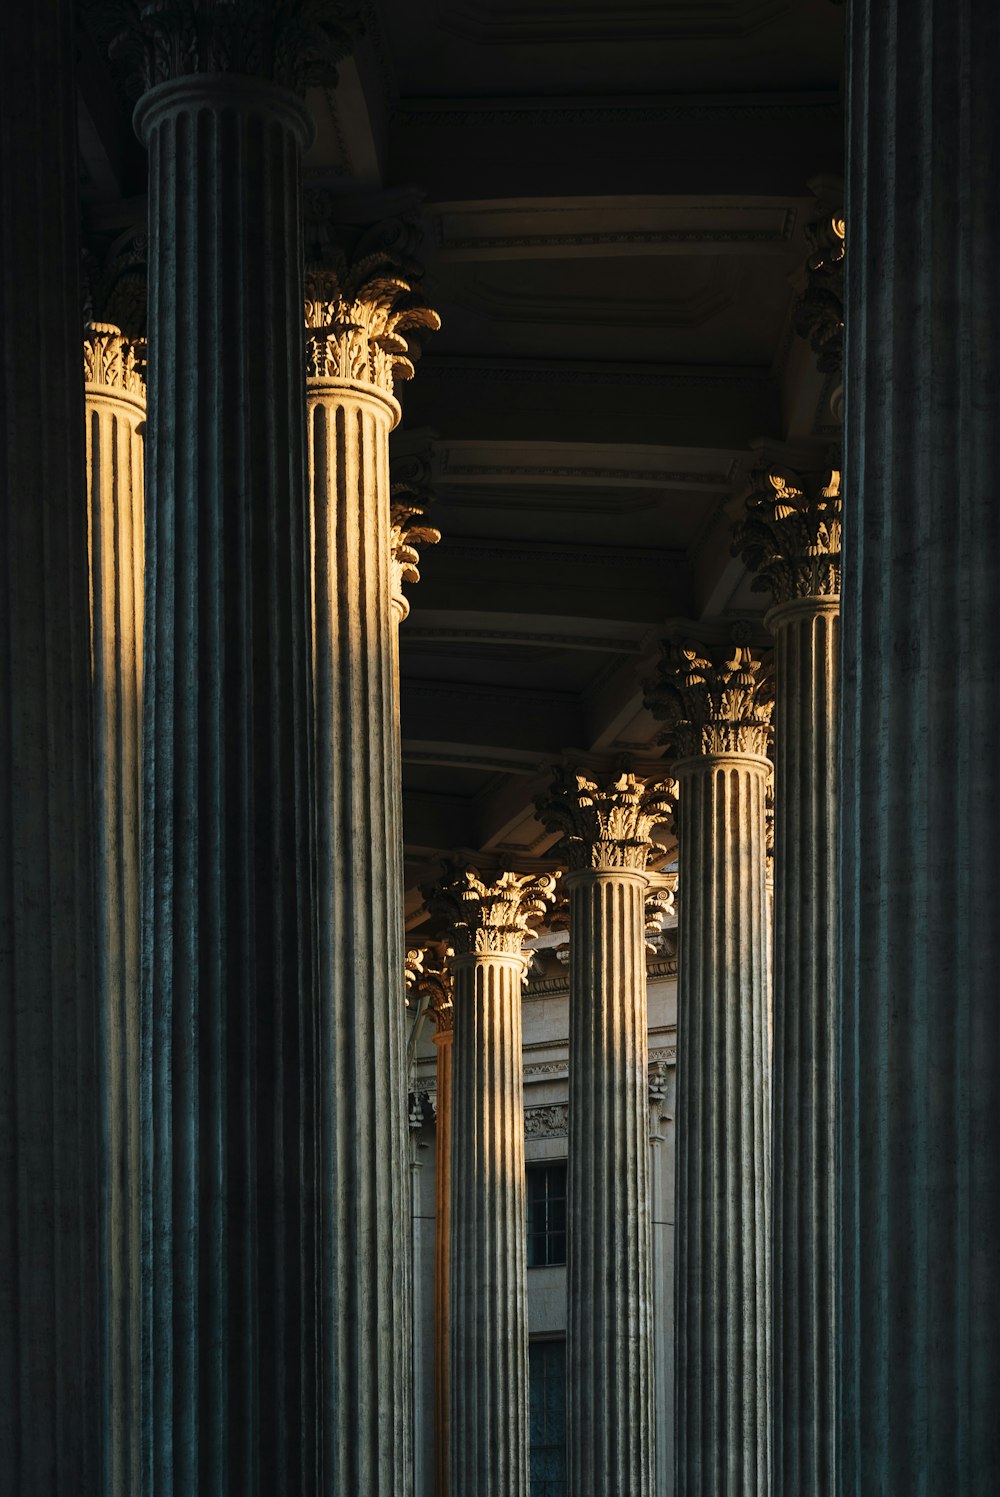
[90, 4, 361, 1489]
[537, 765, 676, 1497]
[647, 630, 774, 1497]
[0, 2, 99, 1490]
[735, 463, 841, 1497]
[840, 4, 1000, 1489]
[424, 868, 557, 1497]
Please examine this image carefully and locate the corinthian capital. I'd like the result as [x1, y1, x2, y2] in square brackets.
[83, 322, 147, 397]
[646, 626, 774, 761]
[793, 183, 845, 378]
[304, 197, 441, 395]
[733, 466, 842, 605]
[390, 438, 440, 618]
[536, 765, 677, 873]
[405, 940, 455, 1032]
[85, 0, 362, 97]
[422, 866, 558, 961]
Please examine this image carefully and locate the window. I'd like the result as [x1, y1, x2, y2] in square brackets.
[526, 1162, 567, 1267]
[529, 1339, 567, 1497]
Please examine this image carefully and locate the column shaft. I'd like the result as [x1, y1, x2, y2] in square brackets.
[0, 2, 100, 1489]
[307, 375, 410, 1492]
[567, 871, 655, 1495]
[85, 327, 146, 1497]
[770, 598, 838, 1497]
[433, 1028, 454, 1497]
[450, 955, 531, 1497]
[841, 4, 1000, 1488]
[137, 76, 316, 1492]
[675, 757, 771, 1496]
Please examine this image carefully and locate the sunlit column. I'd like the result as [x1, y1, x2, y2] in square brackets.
[734, 463, 842, 1496]
[305, 203, 439, 1495]
[840, 4, 1000, 1489]
[83, 320, 146, 1497]
[0, 3, 100, 1489]
[537, 766, 676, 1497]
[647, 630, 774, 1497]
[424, 868, 557, 1497]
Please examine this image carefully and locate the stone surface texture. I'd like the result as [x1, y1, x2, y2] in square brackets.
[648, 633, 773, 1497]
[425, 869, 557, 1497]
[736, 465, 841, 1497]
[85, 320, 147, 1497]
[840, 4, 1000, 1491]
[537, 766, 676, 1497]
[135, 55, 317, 1493]
[0, 3, 100, 1490]
[306, 206, 438, 1496]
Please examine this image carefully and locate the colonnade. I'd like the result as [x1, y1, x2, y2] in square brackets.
[4, 1, 1000, 1494]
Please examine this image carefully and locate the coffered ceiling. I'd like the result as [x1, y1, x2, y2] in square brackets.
[75, 0, 845, 927]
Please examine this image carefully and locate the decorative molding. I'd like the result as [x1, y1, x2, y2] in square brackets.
[733, 465, 842, 604]
[646, 624, 774, 760]
[408, 1088, 435, 1131]
[537, 764, 677, 872]
[392, 91, 842, 130]
[440, 0, 788, 45]
[524, 1103, 569, 1140]
[83, 321, 146, 397]
[87, 0, 363, 97]
[422, 865, 558, 960]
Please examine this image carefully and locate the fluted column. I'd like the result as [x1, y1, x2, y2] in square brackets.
[97, 7, 361, 1488]
[424, 869, 557, 1497]
[841, 5, 1000, 1489]
[0, 2, 99, 1489]
[537, 766, 676, 1496]
[735, 464, 842, 1496]
[305, 207, 439, 1495]
[84, 320, 146, 1497]
[406, 942, 456, 1497]
[647, 633, 774, 1497]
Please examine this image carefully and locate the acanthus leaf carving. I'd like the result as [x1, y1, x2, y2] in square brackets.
[83, 321, 147, 397]
[536, 765, 677, 872]
[303, 200, 441, 396]
[84, 0, 363, 98]
[793, 197, 845, 379]
[646, 628, 774, 761]
[422, 865, 558, 961]
[524, 1103, 569, 1140]
[390, 440, 440, 619]
[733, 465, 842, 604]
[405, 939, 454, 1033]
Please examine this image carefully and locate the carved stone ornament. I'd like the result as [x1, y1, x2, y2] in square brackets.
[405, 940, 455, 1033]
[85, 0, 363, 98]
[793, 208, 845, 377]
[644, 884, 675, 951]
[536, 765, 677, 872]
[83, 321, 147, 397]
[303, 205, 441, 396]
[733, 466, 842, 605]
[524, 1103, 569, 1140]
[408, 1088, 435, 1132]
[646, 632, 775, 761]
[390, 443, 440, 617]
[422, 866, 558, 960]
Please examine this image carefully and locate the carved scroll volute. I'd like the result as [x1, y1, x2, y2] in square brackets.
[536, 764, 677, 874]
[422, 866, 558, 967]
[733, 466, 842, 606]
